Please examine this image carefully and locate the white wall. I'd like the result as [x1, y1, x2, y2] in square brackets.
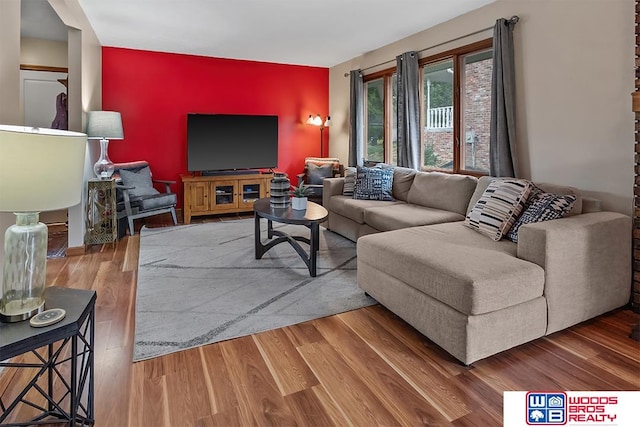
[0, 0, 102, 274]
[0, 0, 21, 125]
[329, 0, 634, 215]
[0, 0, 23, 287]
[49, 0, 102, 251]
[20, 37, 68, 68]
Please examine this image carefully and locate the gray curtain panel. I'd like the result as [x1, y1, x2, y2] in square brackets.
[490, 17, 519, 177]
[348, 70, 364, 167]
[396, 52, 421, 170]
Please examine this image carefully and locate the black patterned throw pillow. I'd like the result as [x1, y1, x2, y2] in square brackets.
[353, 166, 394, 201]
[505, 192, 577, 243]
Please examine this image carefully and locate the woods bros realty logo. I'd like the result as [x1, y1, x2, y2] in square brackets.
[504, 391, 640, 426]
[527, 392, 567, 424]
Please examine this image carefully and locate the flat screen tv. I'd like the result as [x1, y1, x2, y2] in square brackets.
[187, 113, 278, 172]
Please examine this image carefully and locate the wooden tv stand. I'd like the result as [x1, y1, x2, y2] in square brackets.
[181, 172, 273, 224]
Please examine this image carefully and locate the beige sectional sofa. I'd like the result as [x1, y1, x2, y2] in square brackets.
[323, 169, 631, 365]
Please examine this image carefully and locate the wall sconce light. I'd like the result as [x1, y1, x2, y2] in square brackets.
[306, 114, 331, 157]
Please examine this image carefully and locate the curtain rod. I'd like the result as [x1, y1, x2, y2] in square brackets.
[343, 15, 519, 77]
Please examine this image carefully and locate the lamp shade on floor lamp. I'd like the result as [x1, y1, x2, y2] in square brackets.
[0, 125, 87, 322]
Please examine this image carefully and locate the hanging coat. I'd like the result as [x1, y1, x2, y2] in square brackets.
[51, 92, 68, 130]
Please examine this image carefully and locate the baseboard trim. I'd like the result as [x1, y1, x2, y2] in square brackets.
[66, 245, 86, 256]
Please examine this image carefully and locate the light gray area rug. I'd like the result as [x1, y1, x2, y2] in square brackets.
[133, 219, 375, 361]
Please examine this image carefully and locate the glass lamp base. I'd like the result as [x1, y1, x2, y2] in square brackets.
[93, 137, 115, 179]
[1, 212, 48, 323]
[0, 299, 44, 322]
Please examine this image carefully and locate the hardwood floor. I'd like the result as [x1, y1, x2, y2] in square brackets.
[2, 220, 640, 426]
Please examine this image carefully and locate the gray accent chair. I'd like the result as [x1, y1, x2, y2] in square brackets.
[113, 161, 178, 237]
[296, 157, 343, 206]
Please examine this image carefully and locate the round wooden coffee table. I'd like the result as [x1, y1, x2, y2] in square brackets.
[253, 198, 328, 277]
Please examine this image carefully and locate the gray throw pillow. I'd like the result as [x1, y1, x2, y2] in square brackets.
[353, 166, 394, 201]
[120, 166, 159, 197]
[307, 162, 334, 185]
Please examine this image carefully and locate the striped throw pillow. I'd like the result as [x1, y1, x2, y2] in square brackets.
[343, 167, 357, 196]
[465, 179, 532, 241]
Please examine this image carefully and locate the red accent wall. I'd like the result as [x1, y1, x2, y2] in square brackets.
[102, 47, 329, 208]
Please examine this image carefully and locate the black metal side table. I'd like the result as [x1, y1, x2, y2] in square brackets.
[0, 287, 96, 426]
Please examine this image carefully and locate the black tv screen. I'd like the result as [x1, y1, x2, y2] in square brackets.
[187, 114, 278, 172]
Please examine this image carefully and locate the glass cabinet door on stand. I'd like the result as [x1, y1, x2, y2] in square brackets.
[238, 179, 264, 209]
[212, 181, 238, 209]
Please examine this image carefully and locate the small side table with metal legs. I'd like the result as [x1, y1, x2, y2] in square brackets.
[0, 287, 96, 426]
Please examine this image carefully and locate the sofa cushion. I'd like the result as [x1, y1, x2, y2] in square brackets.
[465, 179, 531, 241]
[139, 193, 177, 210]
[364, 204, 465, 232]
[407, 172, 478, 216]
[354, 166, 394, 201]
[391, 167, 417, 201]
[343, 167, 356, 196]
[357, 223, 544, 316]
[329, 195, 403, 224]
[505, 192, 576, 242]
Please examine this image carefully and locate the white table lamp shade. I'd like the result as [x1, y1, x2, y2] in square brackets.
[0, 124, 87, 322]
[0, 125, 87, 212]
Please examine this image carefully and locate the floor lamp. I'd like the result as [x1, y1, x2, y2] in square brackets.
[306, 114, 331, 157]
[0, 125, 86, 322]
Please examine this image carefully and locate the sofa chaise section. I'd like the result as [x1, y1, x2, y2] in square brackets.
[357, 222, 548, 365]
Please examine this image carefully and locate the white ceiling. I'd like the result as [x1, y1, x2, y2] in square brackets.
[77, 0, 495, 67]
[21, 0, 496, 68]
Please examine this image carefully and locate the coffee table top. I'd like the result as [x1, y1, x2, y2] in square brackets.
[253, 198, 328, 225]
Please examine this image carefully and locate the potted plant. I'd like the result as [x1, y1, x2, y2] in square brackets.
[291, 185, 310, 210]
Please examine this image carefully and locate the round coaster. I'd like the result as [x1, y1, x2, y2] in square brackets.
[30, 308, 66, 328]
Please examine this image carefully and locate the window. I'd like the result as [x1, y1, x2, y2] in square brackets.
[364, 78, 384, 163]
[364, 72, 397, 165]
[421, 40, 493, 174]
[461, 49, 492, 173]
[423, 59, 454, 170]
[361, 39, 492, 174]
